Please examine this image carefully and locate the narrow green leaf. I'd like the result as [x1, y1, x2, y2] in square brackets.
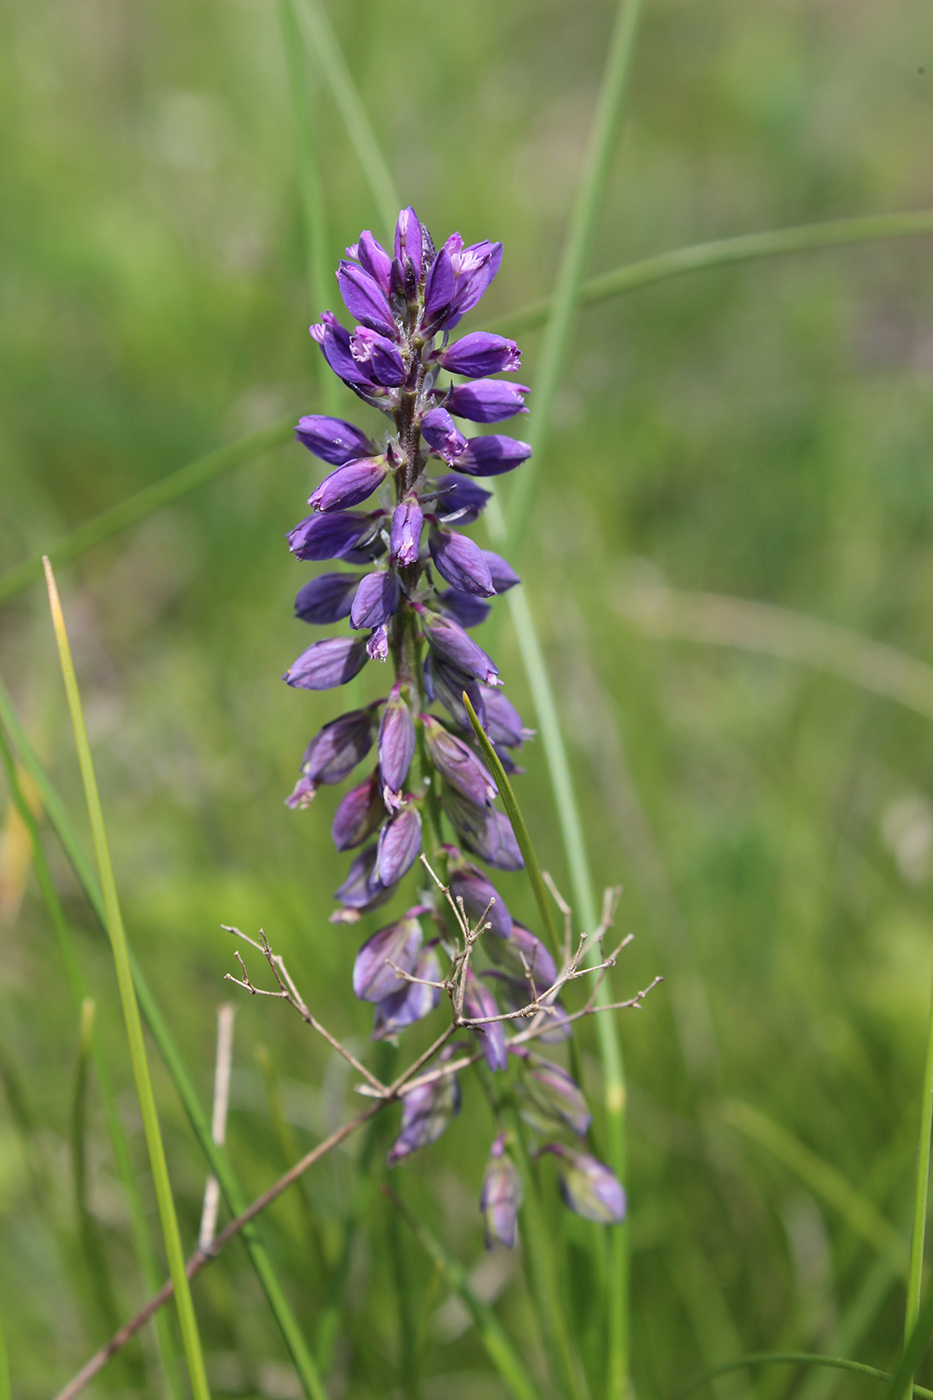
[884, 1287, 933, 1400]
[676, 1354, 933, 1400]
[0, 1309, 10, 1400]
[905, 969, 933, 1387]
[43, 558, 213, 1400]
[383, 1184, 541, 1400]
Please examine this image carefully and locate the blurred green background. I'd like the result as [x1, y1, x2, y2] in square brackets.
[4, 0, 933, 1395]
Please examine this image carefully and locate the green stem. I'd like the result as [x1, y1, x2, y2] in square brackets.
[43, 559, 213, 1400]
[677, 1354, 933, 1400]
[905, 970, 933, 1364]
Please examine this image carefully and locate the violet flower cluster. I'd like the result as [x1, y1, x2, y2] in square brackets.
[282, 207, 625, 1240]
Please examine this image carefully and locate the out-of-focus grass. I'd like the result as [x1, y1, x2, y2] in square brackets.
[4, 0, 933, 1396]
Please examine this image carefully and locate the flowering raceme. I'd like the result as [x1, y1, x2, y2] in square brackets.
[282, 207, 624, 1233]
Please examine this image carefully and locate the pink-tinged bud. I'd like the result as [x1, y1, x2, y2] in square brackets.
[295, 415, 376, 465]
[428, 526, 495, 597]
[373, 945, 442, 1039]
[350, 569, 399, 631]
[352, 912, 423, 1003]
[422, 715, 497, 806]
[421, 407, 467, 464]
[387, 1068, 459, 1164]
[283, 636, 368, 691]
[376, 805, 422, 886]
[543, 1146, 627, 1225]
[331, 771, 385, 850]
[337, 261, 397, 338]
[446, 379, 529, 424]
[462, 971, 507, 1072]
[417, 607, 499, 686]
[520, 1061, 591, 1138]
[480, 1134, 522, 1248]
[390, 497, 424, 566]
[441, 333, 520, 378]
[378, 686, 416, 794]
[448, 862, 512, 939]
[308, 457, 387, 512]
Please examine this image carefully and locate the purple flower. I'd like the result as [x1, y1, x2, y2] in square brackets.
[446, 236, 504, 320]
[442, 789, 523, 872]
[441, 333, 521, 378]
[447, 380, 529, 423]
[487, 924, 557, 995]
[438, 589, 491, 630]
[294, 573, 359, 625]
[313, 311, 382, 391]
[295, 415, 377, 464]
[423, 246, 455, 322]
[284, 636, 368, 690]
[482, 551, 520, 592]
[331, 771, 385, 850]
[421, 408, 468, 464]
[448, 861, 512, 939]
[378, 686, 416, 795]
[432, 474, 491, 524]
[543, 1146, 627, 1225]
[422, 715, 497, 806]
[390, 497, 424, 566]
[350, 569, 399, 631]
[346, 230, 393, 295]
[353, 912, 424, 1003]
[373, 945, 442, 1039]
[349, 327, 406, 387]
[429, 526, 495, 596]
[287, 510, 383, 562]
[453, 435, 533, 479]
[425, 655, 487, 731]
[376, 805, 422, 885]
[480, 687, 531, 749]
[337, 261, 397, 338]
[480, 1134, 522, 1248]
[462, 971, 507, 1072]
[333, 844, 388, 912]
[285, 707, 377, 808]
[387, 1068, 460, 1164]
[417, 607, 500, 685]
[393, 206, 425, 293]
[308, 457, 388, 512]
[520, 1062, 591, 1138]
[367, 623, 389, 661]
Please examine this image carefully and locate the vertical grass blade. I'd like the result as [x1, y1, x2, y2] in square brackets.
[884, 1284, 933, 1400]
[905, 969, 933, 1376]
[43, 557, 212, 1400]
[290, 0, 400, 234]
[0, 1309, 9, 1400]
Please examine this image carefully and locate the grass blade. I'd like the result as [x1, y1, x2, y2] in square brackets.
[905, 969, 933, 1375]
[0, 413, 295, 604]
[0, 1310, 9, 1400]
[677, 1354, 933, 1400]
[0, 673, 327, 1400]
[383, 1184, 540, 1400]
[884, 1285, 933, 1400]
[43, 557, 213, 1400]
[290, 0, 400, 234]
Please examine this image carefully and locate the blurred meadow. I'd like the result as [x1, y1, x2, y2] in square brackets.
[5, 0, 933, 1396]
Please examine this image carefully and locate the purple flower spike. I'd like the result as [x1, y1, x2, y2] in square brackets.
[441, 333, 521, 378]
[482, 551, 520, 593]
[521, 1062, 591, 1138]
[378, 686, 416, 795]
[387, 1069, 460, 1165]
[432, 474, 491, 524]
[454, 435, 533, 479]
[487, 924, 557, 994]
[331, 771, 385, 850]
[337, 261, 397, 338]
[422, 715, 497, 805]
[462, 972, 507, 1072]
[421, 408, 468, 464]
[286, 707, 377, 808]
[543, 1146, 627, 1225]
[418, 607, 500, 685]
[334, 844, 387, 911]
[284, 636, 368, 691]
[390, 497, 424, 566]
[353, 912, 424, 1003]
[309, 457, 387, 512]
[373, 945, 442, 1039]
[447, 380, 529, 424]
[350, 569, 399, 631]
[439, 589, 492, 631]
[393, 206, 424, 291]
[287, 510, 382, 562]
[376, 805, 422, 886]
[349, 230, 394, 295]
[349, 327, 407, 387]
[448, 862, 512, 939]
[295, 415, 376, 465]
[481, 1134, 523, 1248]
[429, 527, 495, 597]
[294, 573, 359, 625]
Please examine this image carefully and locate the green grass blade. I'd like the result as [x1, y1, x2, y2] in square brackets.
[677, 1354, 933, 1400]
[0, 672, 327, 1400]
[905, 969, 933, 1371]
[383, 1184, 540, 1400]
[884, 1285, 933, 1400]
[0, 413, 294, 604]
[0, 1309, 9, 1400]
[463, 690, 561, 956]
[290, 0, 400, 234]
[494, 209, 933, 336]
[43, 558, 213, 1400]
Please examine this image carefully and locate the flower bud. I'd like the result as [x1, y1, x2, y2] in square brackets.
[543, 1145, 627, 1225]
[454, 435, 532, 479]
[429, 526, 495, 597]
[349, 327, 406, 386]
[387, 1068, 460, 1165]
[373, 945, 442, 1039]
[337, 260, 397, 338]
[446, 380, 529, 423]
[462, 971, 507, 1072]
[331, 771, 385, 850]
[308, 457, 387, 512]
[448, 862, 512, 939]
[424, 247, 455, 320]
[487, 924, 557, 994]
[352, 912, 424, 1003]
[287, 510, 382, 562]
[442, 789, 523, 872]
[285, 707, 377, 808]
[421, 408, 467, 464]
[376, 805, 422, 886]
[448, 238, 503, 318]
[480, 687, 531, 749]
[390, 497, 424, 566]
[367, 623, 390, 661]
[520, 1061, 591, 1138]
[295, 415, 376, 465]
[393, 206, 424, 290]
[417, 607, 500, 686]
[334, 844, 388, 911]
[440, 332, 520, 378]
[378, 686, 416, 795]
[347, 230, 393, 295]
[480, 1134, 522, 1248]
[432, 474, 491, 524]
[482, 551, 520, 592]
[294, 573, 359, 625]
[438, 589, 491, 631]
[315, 310, 381, 389]
[422, 715, 497, 805]
[283, 636, 368, 691]
[426, 656, 487, 731]
[350, 569, 399, 631]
